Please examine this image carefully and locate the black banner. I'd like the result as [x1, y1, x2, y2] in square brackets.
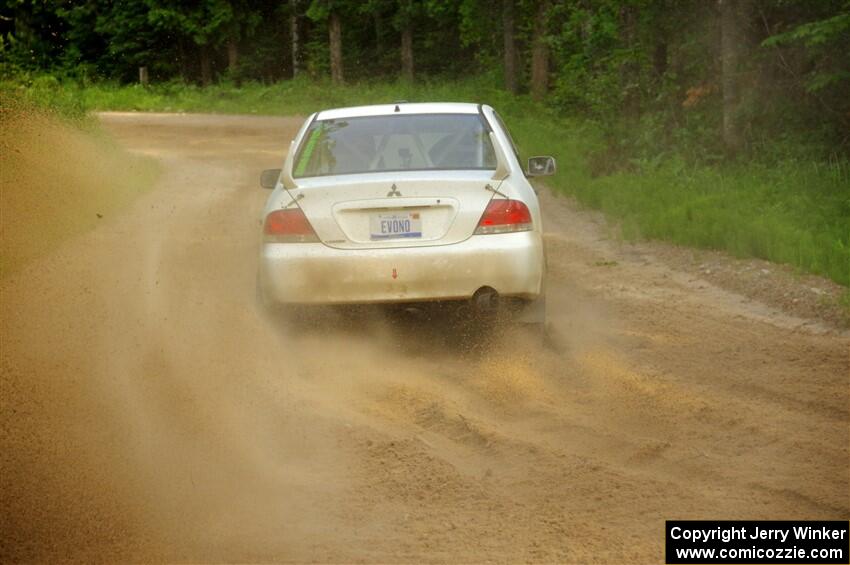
[666, 521, 849, 564]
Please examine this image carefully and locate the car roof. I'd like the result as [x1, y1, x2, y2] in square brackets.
[315, 102, 482, 121]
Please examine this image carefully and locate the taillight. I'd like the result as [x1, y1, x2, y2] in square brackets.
[263, 208, 319, 243]
[474, 199, 533, 234]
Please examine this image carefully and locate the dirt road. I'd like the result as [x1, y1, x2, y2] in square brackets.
[2, 113, 848, 562]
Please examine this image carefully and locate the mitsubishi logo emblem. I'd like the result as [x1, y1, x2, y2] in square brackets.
[387, 183, 402, 197]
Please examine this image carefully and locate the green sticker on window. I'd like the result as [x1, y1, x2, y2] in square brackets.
[294, 125, 323, 177]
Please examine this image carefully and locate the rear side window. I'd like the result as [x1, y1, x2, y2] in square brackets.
[293, 114, 497, 178]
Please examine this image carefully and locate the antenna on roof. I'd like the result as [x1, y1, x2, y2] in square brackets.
[393, 100, 406, 112]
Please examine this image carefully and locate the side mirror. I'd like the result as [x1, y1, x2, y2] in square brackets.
[260, 169, 281, 189]
[527, 156, 556, 177]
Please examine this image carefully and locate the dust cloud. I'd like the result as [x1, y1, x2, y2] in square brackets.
[1, 112, 847, 563]
[0, 104, 157, 277]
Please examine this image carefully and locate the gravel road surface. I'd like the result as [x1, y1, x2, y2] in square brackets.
[2, 112, 847, 562]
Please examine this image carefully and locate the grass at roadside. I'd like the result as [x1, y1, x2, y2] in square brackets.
[3, 75, 848, 290]
[491, 103, 848, 289]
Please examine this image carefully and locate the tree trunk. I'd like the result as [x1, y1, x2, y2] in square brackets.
[719, 0, 744, 153]
[290, 0, 300, 77]
[200, 45, 212, 86]
[401, 24, 414, 81]
[329, 11, 344, 84]
[530, 0, 550, 101]
[502, 0, 518, 94]
[227, 39, 239, 71]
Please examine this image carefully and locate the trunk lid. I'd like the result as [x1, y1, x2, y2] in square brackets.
[291, 171, 496, 249]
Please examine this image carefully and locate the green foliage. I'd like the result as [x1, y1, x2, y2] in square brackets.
[305, 0, 331, 22]
[501, 106, 849, 285]
[761, 3, 850, 98]
[146, 0, 235, 47]
[548, 2, 622, 116]
[2, 0, 284, 82]
[5, 0, 843, 153]
[762, 11, 850, 49]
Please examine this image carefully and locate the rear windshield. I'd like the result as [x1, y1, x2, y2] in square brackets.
[292, 114, 497, 178]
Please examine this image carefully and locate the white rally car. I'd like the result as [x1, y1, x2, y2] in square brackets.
[257, 102, 555, 327]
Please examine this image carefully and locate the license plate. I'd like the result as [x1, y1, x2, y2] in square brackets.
[370, 212, 422, 240]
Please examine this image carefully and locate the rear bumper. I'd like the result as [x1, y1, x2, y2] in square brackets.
[258, 231, 544, 305]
